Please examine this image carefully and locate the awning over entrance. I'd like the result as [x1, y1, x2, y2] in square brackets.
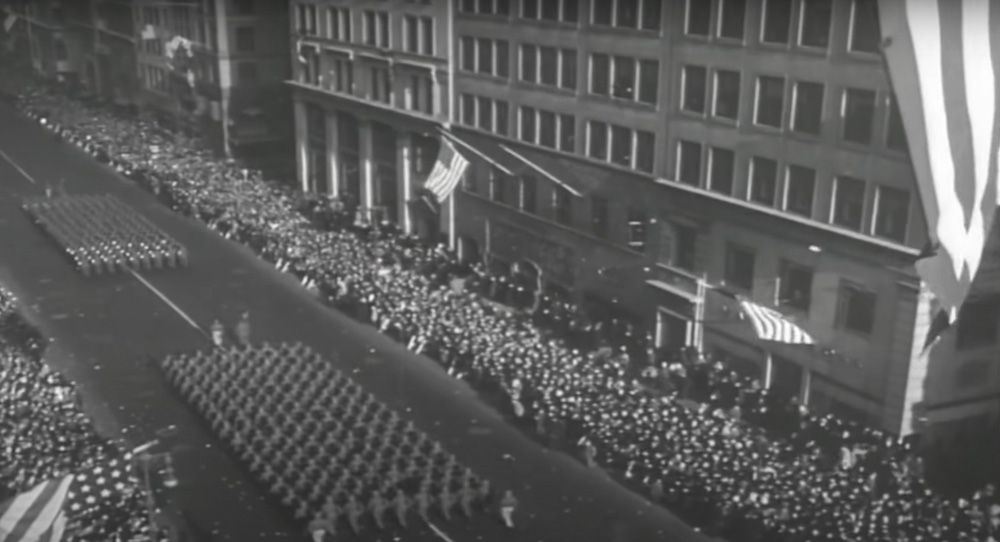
[445, 128, 599, 197]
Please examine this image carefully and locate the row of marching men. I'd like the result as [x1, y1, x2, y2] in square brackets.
[22, 194, 188, 276]
[160, 341, 495, 539]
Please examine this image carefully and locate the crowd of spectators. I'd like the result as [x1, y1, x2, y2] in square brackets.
[8, 74, 1000, 542]
[0, 287, 164, 541]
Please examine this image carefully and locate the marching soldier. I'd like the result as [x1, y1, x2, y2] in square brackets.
[346, 495, 364, 535]
[234, 311, 251, 346]
[499, 490, 518, 529]
[369, 492, 387, 529]
[211, 320, 225, 347]
[393, 490, 409, 527]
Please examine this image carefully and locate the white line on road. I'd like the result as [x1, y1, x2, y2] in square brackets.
[127, 269, 206, 337]
[427, 521, 457, 542]
[0, 146, 38, 184]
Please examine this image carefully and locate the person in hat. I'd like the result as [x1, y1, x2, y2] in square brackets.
[499, 490, 518, 529]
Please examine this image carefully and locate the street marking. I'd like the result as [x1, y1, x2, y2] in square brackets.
[128, 269, 206, 337]
[0, 146, 37, 184]
[427, 521, 456, 542]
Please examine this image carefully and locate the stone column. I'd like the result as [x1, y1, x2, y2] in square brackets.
[359, 119, 374, 221]
[396, 131, 413, 233]
[325, 110, 340, 197]
[293, 100, 309, 193]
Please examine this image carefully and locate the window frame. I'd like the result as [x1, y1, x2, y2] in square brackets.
[754, 75, 785, 128]
[723, 243, 756, 291]
[748, 156, 778, 206]
[713, 69, 741, 121]
[836, 281, 876, 336]
[830, 176, 867, 231]
[871, 185, 910, 243]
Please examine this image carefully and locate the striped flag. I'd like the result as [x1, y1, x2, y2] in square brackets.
[0, 475, 73, 542]
[879, 0, 1000, 332]
[423, 137, 469, 202]
[738, 299, 814, 345]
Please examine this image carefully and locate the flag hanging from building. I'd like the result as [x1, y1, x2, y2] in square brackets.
[422, 137, 469, 202]
[0, 475, 73, 542]
[878, 0, 1000, 338]
[738, 299, 814, 345]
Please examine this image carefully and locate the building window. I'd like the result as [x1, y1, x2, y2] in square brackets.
[559, 114, 576, 152]
[520, 174, 538, 213]
[635, 130, 654, 173]
[521, 44, 538, 82]
[755, 76, 785, 128]
[677, 140, 702, 186]
[724, 244, 756, 291]
[718, 0, 746, 40]
[610, 125, 632, 167]
[478, 96, 493, 130]
[675, 223, 697, 271]
[886, 96, 908, 153]
[591, 196, 609, 238]
[627, 208, 647, 252]
[799, 0, 832, 49]
[593, 0, 612, 25]
[873, 186, 909, 242]
[490, 170, 509, 204]
[497, 40, 510, 77]
[370, 66, 391, 104]
[778, 261, 813, 311]
[539, 110, 557, 148]
[237, 61, 258, 84]
[638, 59, 658, 105]
[832, 176, 866, 231]
[591, 0, 659, 30]
[233, 0, 254, 15]
[410, 75, 434, 114]
[553, 187, 572, 225]
[588, 121, 608, 160]
[590, 53, 609, 95]
[540, 46, 558, 86]
[479, 38, 494, 74]
[561, 49, 577, 90]
[749, 156, 778, 206]
[520, 106, 537, 143]
[842, 88, 876, 144]
[496, 100, 510, 135]
[235, 26, 255, 52]
[686, 0, 711, 36]
[713, 70, 741, 120]
[461, 37, 475, 71]
[792, 81, 824, 135]
[836, 282, 876, 335]
[955, 296, 1000, 349]
[405, 16, 419, 53]
[682, 65, 707, 114]
[784, 165, 815, 217]
[327, 8, 352, 42]
[377, 12, 390, 48]
[761, 0, 792, 44]
[461, 94, 476, 125]
[330, 56, 354, 93]
[708, 147, 735, 195]
[849, 0, 880, 53]
[421, 17, 434, 55]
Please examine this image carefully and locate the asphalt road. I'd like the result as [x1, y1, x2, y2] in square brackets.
[0, 100, 709, 542]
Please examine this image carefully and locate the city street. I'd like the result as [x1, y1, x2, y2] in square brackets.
[0, 101, 707, 542]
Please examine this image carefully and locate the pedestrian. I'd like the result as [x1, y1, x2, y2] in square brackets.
[499, 490, 518, 529]
[210, 319, 225, 347]
[234, 311, 251, 346]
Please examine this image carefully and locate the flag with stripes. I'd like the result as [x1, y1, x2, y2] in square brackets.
[738, 299, 814, 345]
[878, 0, 1000, 333]
[0, 475, 73, 542]
[423, 137, 469, 203]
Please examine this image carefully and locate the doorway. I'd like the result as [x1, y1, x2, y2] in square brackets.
[656, 309, 690, 352]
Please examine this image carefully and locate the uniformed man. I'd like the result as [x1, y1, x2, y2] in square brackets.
[392, 490, 409, 527]
[346, 495, 364, 534]
[234, 312, 251, 346]
[211, 320, 225, 347]
[369, 492, 387, 529]
[499, 490, 518, 528]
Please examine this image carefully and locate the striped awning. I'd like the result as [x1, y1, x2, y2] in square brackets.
[738, 299, 814, 345]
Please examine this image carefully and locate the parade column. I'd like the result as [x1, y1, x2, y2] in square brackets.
[325, 110, 340, 198]
[396, 130, 412, 234]
[294, 100, 310, 194]
[359, 119, 375, 223]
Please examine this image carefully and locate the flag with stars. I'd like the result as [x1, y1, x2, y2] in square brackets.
[63, 452, 136, 536]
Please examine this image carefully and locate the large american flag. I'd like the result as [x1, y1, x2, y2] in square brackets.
[739, 299, 814, 345]
[423, 137, 470, 203]
[879, 0, 1000, 331]
[0, 453, 137, 542]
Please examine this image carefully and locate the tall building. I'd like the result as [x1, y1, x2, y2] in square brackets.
[287, 0, 453, 235]
[441, 0, 1000, 443]
[134, 0, 291, 156]
[1, 0, 94, 82]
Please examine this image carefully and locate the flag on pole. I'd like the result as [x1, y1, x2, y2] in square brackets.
[0, 475, 73, 542]
[140, 24, 156, 41]
[422, 137, 470, 202]
[3, 14, 17, 33]
[878, 0, 1000, 342]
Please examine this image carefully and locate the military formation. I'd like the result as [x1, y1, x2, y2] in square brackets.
[23, 194, 188, 276]
[160, 342, 493, 539]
